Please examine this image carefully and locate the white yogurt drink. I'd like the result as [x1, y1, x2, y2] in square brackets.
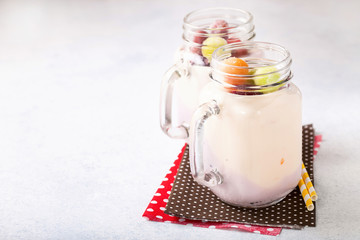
[160, 8, 255, 139]
[190, 42, 302, 208]
[200, 82, 302, 207]
[172, 65, 210, 130]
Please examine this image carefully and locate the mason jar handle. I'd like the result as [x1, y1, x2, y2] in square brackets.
[190, 100, 223, 187]
[159, 64, 189, 139]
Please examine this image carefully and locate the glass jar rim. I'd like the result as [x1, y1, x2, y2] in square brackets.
[182, 8, 255, 47]
[183, 7, 254, 29]
[209, 71, 293, 92]
[210, 41, 293, 92]
[212, 41, 291, 72]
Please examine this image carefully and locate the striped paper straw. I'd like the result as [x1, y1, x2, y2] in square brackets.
[302, 163, 318, 201]
[298, 178, 314, 211]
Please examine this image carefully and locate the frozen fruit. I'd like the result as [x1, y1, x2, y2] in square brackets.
[190, 46, 202, 55]
[193, 30, 207, 44]
[209, 19, 229, 35]
[253, 66, 281, 93]
[232, 48, 249, 58]
[190, 30, 207, 55]
[226, 38, 249, 58]
[188, 53, 209, 66]
[224, 86, 262, 95]
[248, 68, 257, 75]
[221, 57, 249, 85]
[201, 37, 227, 61]
[227, 38, 241, 44]
[222, 57, 248, 74]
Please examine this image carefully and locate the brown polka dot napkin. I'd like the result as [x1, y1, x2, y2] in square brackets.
[165, 125, 316, 229]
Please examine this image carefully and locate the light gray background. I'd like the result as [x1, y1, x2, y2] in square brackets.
[0, 0, 359, 239]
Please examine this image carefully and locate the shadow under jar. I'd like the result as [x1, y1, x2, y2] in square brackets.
[160, 7, 255, 139]
[190, 42, 302, 208]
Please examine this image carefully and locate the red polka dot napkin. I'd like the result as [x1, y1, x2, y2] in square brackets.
[143, 125, 321, 236]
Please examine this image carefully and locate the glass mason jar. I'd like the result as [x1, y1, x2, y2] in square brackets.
[189, 42, 302, 208]
[160, 7, 255, 139]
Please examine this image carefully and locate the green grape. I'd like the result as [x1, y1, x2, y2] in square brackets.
[254, 66, 281, 93]
[201, 37, 227, 61]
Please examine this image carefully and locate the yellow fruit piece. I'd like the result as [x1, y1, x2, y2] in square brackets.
[201, 37, 227, 61]
[254, 66, 281, 93]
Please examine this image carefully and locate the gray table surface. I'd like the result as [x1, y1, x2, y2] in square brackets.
[0, 0, 359, 239]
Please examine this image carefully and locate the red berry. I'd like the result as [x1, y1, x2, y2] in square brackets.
[225, 86, 263, 95]
[227, 38, 241, 44]
[192, 30, 207, 44]
[209, 19, 229, 35]
[232, 49, 249, 58]
[190, 46, 202, 55]
[227, 38, 248, 57]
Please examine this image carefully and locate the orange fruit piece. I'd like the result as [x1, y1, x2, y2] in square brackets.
[221, 57, 249, 85]
[222, 57, 249, 75]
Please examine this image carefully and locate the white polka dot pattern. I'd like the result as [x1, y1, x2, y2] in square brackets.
[164, 125, 317, 229]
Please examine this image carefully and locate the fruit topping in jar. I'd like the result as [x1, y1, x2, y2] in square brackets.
[253, 66, 281, 93]
[209, 19, 229, 37]
[201, 37, 228, 61]
[219, 57, 283, 95]
[227, 38, 249, 58]
[221, 57, 249, 85]
[187, 19, 231, 66]
[190, 30, 208, 56]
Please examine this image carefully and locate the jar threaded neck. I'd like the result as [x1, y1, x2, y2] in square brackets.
[211, 42, 293, 94]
